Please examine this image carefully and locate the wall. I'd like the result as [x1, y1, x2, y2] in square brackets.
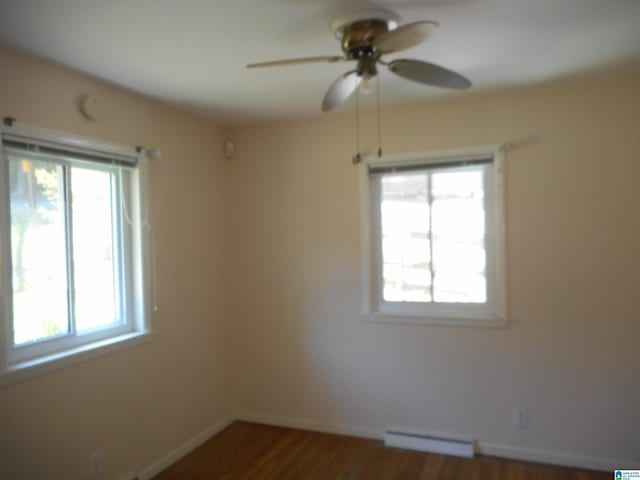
[1, 44, 638, 477]
[227, 73, 640, 467]
[0, 47, 232, 479]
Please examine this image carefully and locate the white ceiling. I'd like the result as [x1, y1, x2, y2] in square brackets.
[1, 0, 639, 125]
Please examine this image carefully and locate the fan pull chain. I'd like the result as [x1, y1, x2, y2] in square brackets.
[376, 74, 383, 158]
[352, 89, 361, 164]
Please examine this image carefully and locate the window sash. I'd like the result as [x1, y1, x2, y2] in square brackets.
[361, 146, 506, 324]
[371, 162, 495, 315]
[2, 145, 135, 363]
[0, 121, 151, 385]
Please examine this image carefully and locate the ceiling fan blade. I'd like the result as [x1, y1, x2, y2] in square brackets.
[247, 56, 345, 68]
[373, 21, 438, 54]
[388, 59, 471, 89]
[322, 70, 362, 112]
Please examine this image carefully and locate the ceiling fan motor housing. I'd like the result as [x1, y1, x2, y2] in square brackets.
[341, 19, 390, 60]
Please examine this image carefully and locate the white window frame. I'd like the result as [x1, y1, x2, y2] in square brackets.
[0, 121, 152, 386]
[359, 145, 508, 328]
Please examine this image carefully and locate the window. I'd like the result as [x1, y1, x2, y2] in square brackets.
[360, 145, 507, 327]
[0, 121, 151, 384]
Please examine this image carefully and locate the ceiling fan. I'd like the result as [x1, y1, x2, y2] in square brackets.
[247, 10, 472, 112]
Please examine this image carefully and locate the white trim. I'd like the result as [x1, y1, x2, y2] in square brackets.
[491, 149, 508, 321]
[359, 144, 509, 326]
[124, 412, 639, 476]
[232, 412, 637, 472]
[358, 160, 374, 314]
[0, 331, 151, 387]
[366, 144, 506, 167]
[477, 442, 639, 472]
[137, 415, 234, 480]
[235, 411, 382, 440]
[0, 120, 153, 386]
[363, 313, 509, 328]
[2, 120, 139, 159]
[0, 147, 11, 375]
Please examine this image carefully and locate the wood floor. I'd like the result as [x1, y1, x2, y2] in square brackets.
[152, 422, 610, 480]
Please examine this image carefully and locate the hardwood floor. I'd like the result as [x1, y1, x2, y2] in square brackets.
[152, 422, 610, 480]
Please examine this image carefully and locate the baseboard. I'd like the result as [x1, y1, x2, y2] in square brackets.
[477, 442, 637, 472]
[137, 415, 234, 480]
[235, 411, 637, 472]
[133, 411, 636, 477]
[236, 411, 382, 440]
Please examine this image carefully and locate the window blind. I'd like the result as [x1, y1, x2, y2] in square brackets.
[2, 134, 138, 167]
[368, 157, 491, 175]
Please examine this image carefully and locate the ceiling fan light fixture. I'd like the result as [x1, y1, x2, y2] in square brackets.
[356, 56, 377, 95]
[360, 72, 374, 95]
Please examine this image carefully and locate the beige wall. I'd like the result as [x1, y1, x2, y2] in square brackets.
[2, 45, 639, 478]
[0, 48, 232, 479]
[227, 74, 640, 464]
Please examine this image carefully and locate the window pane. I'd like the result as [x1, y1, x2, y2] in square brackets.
[431, 168, 486, 303]
[380, 173, 431, 302]
[9, 157, 69, 344]
[71, 167, 120, 331]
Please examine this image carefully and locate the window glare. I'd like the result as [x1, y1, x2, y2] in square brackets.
[380, 173, 431, 302]
[432, 169, 486, 303]
[9, 157, 69, 344]
[71, 167, 120, 331]
[379, 167, 487, 304]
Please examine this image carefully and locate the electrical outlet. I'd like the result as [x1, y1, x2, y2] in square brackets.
[512, 407, 529, 428]
[90, 451, 103, 476]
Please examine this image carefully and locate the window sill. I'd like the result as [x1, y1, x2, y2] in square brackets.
[362, 313, 510, 328]
[0, 331, 152, 388]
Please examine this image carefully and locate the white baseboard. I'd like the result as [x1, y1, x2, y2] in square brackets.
[235, 411, 637, 472]
[477, 442, 637, 472]
[137, 415, 234, 480]
[133, 411, 637, 478]
[236, 411, 382, 440]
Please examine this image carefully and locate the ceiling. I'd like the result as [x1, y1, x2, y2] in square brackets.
[1, 0, 639, 125]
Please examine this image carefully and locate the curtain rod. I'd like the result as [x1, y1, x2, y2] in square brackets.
[2, 116, 162, 160]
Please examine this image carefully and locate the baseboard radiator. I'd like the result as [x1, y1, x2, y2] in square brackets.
[384, 427, 475, 459]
